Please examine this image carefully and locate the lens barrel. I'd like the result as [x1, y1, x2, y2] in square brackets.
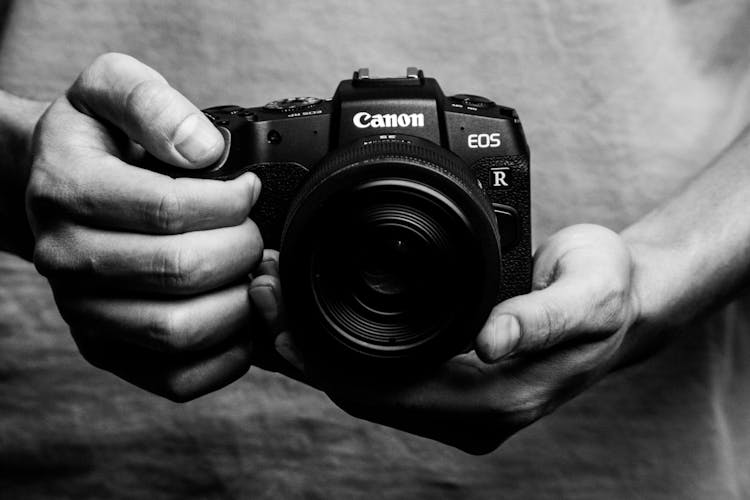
[280, 136, 501, 371]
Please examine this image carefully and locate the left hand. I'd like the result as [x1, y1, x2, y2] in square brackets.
[250, 224, 643, 454]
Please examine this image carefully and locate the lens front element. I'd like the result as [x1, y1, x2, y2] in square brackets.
[312, 180, 470, 352]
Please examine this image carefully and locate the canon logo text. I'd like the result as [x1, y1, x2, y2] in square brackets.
[353, 112, 425, 129]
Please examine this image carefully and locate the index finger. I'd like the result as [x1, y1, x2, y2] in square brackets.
[67, 52, 223, 169]
[28, 96, 260, 234]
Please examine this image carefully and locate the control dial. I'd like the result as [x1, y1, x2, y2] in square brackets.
[449, 94, 495, 109]
[264, 96, 322, 112]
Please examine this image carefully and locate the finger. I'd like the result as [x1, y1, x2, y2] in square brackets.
[248, 259, 309, 380]
[55, 282, 253, 353]
[35, 219, 263, 295]
[249, 250, 281, 330]
[476, 227, 632, 362]
[67, 52, 223, 168]
[248, 273, 297, 370]
[71, 328, 253, 402]
[29, 99, 259, 234]
[326, 342, 613, 455]
[248, 274, 283, 332]
[323, 352, 524, 454]
[245, 278, 308, 380]
[256, 249, 279, 278]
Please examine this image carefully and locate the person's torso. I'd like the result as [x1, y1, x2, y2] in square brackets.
[2, 1, 750, 498]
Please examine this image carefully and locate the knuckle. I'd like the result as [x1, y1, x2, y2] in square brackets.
[154, 244, 207, 292]
[146, 311, 177, 344]
[70, 53, 126, 103]
[26, 160, 67, 216]
[89, 52, 129, 76]
[69, 52, 169, 122]
[33, 234, 66, 277]
[124, 78, 172, 127]
[152, 187, 185, 233]
[34, 227, 94, 279]
[147, 309, 192, 352]
[154, 245, 181, 289]
[25, 167, 46, 205]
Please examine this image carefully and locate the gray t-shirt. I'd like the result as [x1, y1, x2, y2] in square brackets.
[1, 0, 750, 498]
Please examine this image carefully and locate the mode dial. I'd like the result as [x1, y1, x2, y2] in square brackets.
[449, 94, 496, 109]
[263, 97, 322, 112]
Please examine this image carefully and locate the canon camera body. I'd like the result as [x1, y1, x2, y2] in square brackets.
[156, 68, 531, 373]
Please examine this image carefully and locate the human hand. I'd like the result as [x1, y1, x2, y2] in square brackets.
[26, 53, 263, 401]
[250, 224, 643, 453]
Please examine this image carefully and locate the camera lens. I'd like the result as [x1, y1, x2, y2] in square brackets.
[310, 180, 471, 352]
[356, 228, 427, 302]
[359, 234, 414, 297]
[280, 136, 502, 369]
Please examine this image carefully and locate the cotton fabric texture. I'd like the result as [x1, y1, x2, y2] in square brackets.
[2, 1, 750, 498]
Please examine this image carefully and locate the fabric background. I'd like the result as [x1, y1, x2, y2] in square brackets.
[2, 0, 750, 498]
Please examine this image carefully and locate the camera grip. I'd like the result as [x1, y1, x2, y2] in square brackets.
[471, 154, 532, 302]
[142, 136, 309, 250]
[239, 162, 309, 249]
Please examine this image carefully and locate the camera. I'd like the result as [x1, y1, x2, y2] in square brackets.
[154, 68, 531, 373]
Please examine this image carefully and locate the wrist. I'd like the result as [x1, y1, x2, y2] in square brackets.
[0, 91, 48, 259]
[615, 225, 688, 366]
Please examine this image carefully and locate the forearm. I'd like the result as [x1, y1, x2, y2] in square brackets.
[621, 124, 750, 356]
[0, 90, 48, 260]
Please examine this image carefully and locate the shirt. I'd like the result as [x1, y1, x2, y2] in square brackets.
[1, 0, 750, 498]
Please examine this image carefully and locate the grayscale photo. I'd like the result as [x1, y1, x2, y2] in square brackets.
[1, 1, 749, 498]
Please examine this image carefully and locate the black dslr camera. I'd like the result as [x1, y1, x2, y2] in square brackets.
[158, 68, 531, 373]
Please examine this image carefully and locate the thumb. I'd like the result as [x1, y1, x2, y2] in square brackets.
[474, 283, 592, 363]
[66, 52, 223, 168]
[475, 226, 633, 363]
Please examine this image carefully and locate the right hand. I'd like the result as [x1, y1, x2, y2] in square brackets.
[26, 53, 264, 401]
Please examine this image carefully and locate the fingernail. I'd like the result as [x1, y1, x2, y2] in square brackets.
[249, 284, 278, 322]
[174, 113, 223, 164]
[261, 256, 279, 277]
[249, 174, 262, 204]
[249, 284, 276, 312]
[489, 314, 521, 361]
